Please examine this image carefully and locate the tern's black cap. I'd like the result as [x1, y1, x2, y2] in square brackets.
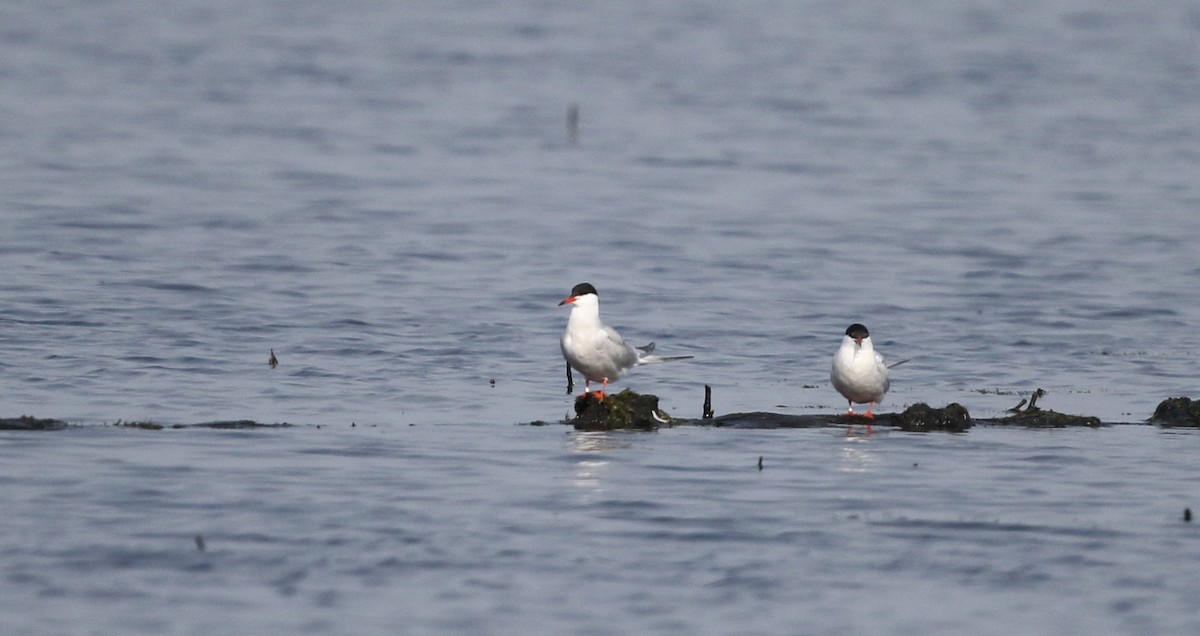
[845, 323, 869, 339]
[569, 282, 598, 297]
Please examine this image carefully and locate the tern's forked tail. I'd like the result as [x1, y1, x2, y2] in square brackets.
[639, 354, 694, 365]
[635, 342, 693, 365]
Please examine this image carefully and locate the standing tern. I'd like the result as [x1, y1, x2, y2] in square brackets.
[830, 323, 891, 419]
[558, 282, 691, 398]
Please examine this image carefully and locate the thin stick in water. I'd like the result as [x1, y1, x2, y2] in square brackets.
[567, 103, 579, 144]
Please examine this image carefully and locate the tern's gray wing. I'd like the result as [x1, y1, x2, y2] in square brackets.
[875, 351, 891, 393]
[595, 325, 639, 370]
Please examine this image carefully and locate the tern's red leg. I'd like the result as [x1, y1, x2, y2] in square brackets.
[578, 378, 606, 400]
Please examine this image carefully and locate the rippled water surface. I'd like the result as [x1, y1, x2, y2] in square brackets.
[2, 0, 1200, 634]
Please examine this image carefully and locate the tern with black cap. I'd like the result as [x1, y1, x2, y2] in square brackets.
[558, 282, 691, 398]
[830, 323, 891, 419]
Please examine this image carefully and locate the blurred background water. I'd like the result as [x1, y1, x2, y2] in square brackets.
[2, 1, 1199, 634]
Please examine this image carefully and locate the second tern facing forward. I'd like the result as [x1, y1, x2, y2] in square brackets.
[830, 323, 891, 419]
[559, 282, 691, 398]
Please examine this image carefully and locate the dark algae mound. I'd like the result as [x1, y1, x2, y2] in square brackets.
[0, 417, 292, 431]
[569, 390, 670, 431]
[984, 389, 1103, 428]
[110, 419, 291, 430]
[1150, 397, 1200, 427]
[0, 415, 70, 431]
[196, 420, 292, 429]
[712, 412, 832, 428]
[893, 403, 973, 432]
[550, 387, 1128, 431]
[991, 408, 1103, 428]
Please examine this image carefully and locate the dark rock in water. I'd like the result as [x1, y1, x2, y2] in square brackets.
[0, 415, 70, 431]
[893, 403, 973, 432]
[569, 390, 667, 431]
[1150, 397, 1200, 427]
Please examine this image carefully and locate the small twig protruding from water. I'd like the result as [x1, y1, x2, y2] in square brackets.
[1027, 388, 1045, 410]
[1007, 398, 1028, 413]
[757, 456, 763, 471]
[703, 384, 714, 419]
[566, 363, 574, 394]
[567, 103, 579, 144]
[1186, 508, 1193, 522]
[194, 535, 206, 552]
[268, 349, 278, 369]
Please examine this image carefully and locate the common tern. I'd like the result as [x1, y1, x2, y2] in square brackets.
[558, 282, 691, 398]
[830, 323, 890, 419]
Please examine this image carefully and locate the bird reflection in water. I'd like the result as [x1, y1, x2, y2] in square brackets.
[838, 433, 878, 474]
[568, 432, 633, 497]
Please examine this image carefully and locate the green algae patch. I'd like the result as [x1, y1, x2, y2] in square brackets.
[569, 389, 669, 431]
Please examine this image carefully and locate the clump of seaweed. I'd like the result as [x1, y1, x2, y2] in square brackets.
[893, 403, 973, 432]
[1150, 397, 1200, 427]
[569, 389, 669, 431]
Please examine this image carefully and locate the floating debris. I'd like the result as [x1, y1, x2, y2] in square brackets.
[703, 385, 714, 419]
[269, 349, 278, 368]
[1185, 508, 1193, 523]
[757, 456, 763, 471]
[195, 535, 206, 551]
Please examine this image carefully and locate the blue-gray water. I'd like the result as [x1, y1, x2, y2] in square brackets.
[2, 1, 1199, 634]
